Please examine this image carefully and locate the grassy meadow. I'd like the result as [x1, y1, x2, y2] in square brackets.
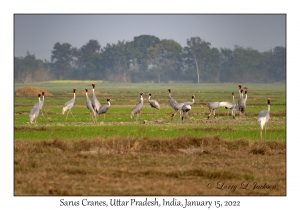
[14, 81, 286, 195]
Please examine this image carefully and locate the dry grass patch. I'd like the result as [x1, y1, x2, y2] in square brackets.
[14, 136, 286, 196]
[14, 86, 53, 96]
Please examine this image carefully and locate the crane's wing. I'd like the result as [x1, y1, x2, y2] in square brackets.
[219, 101, 234, 109]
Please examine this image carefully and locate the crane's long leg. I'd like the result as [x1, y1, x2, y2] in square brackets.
[264, 125, 267, 140]
[69, 110, 77, 122]
[65, 110, 70, 121]
[260, 129, 262, 140]
[40, 110, 46, 119]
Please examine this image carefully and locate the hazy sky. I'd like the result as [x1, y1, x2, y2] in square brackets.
[14, 14, 286, 61]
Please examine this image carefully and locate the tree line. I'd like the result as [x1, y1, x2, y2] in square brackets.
[14, 35, 286, 84]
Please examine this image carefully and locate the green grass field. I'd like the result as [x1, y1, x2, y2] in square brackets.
[14, 82, 286, 195]
[14, 82, 286, 141]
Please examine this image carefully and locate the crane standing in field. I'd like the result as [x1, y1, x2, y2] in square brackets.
[237, 84, 248, 115]
[62, 88, 77, 122]
[98, 98, 111, 121]
[181, 104, 192, 121]
[85, 88, 97, 123]
[37, 91, 46, 119]
[171, 95, 195, 118]
[168, 89, 178, 111]
[130, 92, 144, 121]
[29, 94, 41, 124]
[238, 89, 248, 115]
[222, 92, 239, 119]
[207, 100, 237, 120]
[148, 93, 160, 111]
[91, 83, 101, 113]
[258, 98, 271, 140]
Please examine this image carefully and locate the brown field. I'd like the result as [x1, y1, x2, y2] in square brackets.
[14, 136, 286, 196]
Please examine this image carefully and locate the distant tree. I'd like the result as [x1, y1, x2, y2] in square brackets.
[132, 35, 161, 73]
[14, 51, 51, 83]
[148, 39, 182, 83]
[51, 42, 76, 79]
[75, 40, 101, 79]
[270, 46, 286, 81]
[184, 37, 212, 83]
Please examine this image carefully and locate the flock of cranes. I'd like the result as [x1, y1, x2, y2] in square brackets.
[28, 84, 271, 139]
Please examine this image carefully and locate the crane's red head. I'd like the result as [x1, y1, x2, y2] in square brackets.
[140, 92, 144, 95]
[238, 84, 242, 89]
[73, 88, 76, 93]
[240, 89, 244, 93]
[107, 98, 110, 101]
[42, 92, 45, 95]
[85, 88, 88, 92]
[92, 84, 95, 88]
[245, 90, 248, 94]
[168, 89, 171, 93]
[38, 94, 41, 97]
[192, 95, 195, 99]
[268, 98, 270, 104]
[232, 92, 234, 95]
[149, 93, 152, 96]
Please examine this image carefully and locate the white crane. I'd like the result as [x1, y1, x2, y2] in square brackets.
[148, 93, 160, 110]
[258, 98, 271, 140]
[85, 88, 97, 123]
[91, 83, 101, 113]
[29, 94, 41, 124]
[98, 98, 111, 121]
[130, 92, 144, 121]
[181, 104, 192, 121]
[62, 88, 77, 122]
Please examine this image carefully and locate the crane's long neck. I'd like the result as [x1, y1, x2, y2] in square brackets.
[74, 93, 76, 99]
[108, 101, 111, 106]
[92, 88, 95, 96]
[43, 96, 44, 101]
[232, 95, 235, 103]
[140, 96, 144, 104]
[148, 96, 151, 101]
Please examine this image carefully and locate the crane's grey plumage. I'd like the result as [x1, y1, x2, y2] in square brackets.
[33, 93, 42, 109]
[258, 98, 271, 139]
[85, 88, 97, 123]
[29, 94, 41, 124]
[168, 89, 178, 110]
[148, 93, 160, 110]
[181, 104, 192, 121]
[222, 92, 239, 119]
[38, 92, 46, 119]
[238, 89, 247, 115]
[237, 84, 247, 115]
[62, 88, 77, 122]
[207, 101, 235, 120]
[130, 93, 144, 120]
[98, 98, 111, 121]
[172, 95, 195, 118]
[182, 95, 195, 106]
[91, 83, 101, 113]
